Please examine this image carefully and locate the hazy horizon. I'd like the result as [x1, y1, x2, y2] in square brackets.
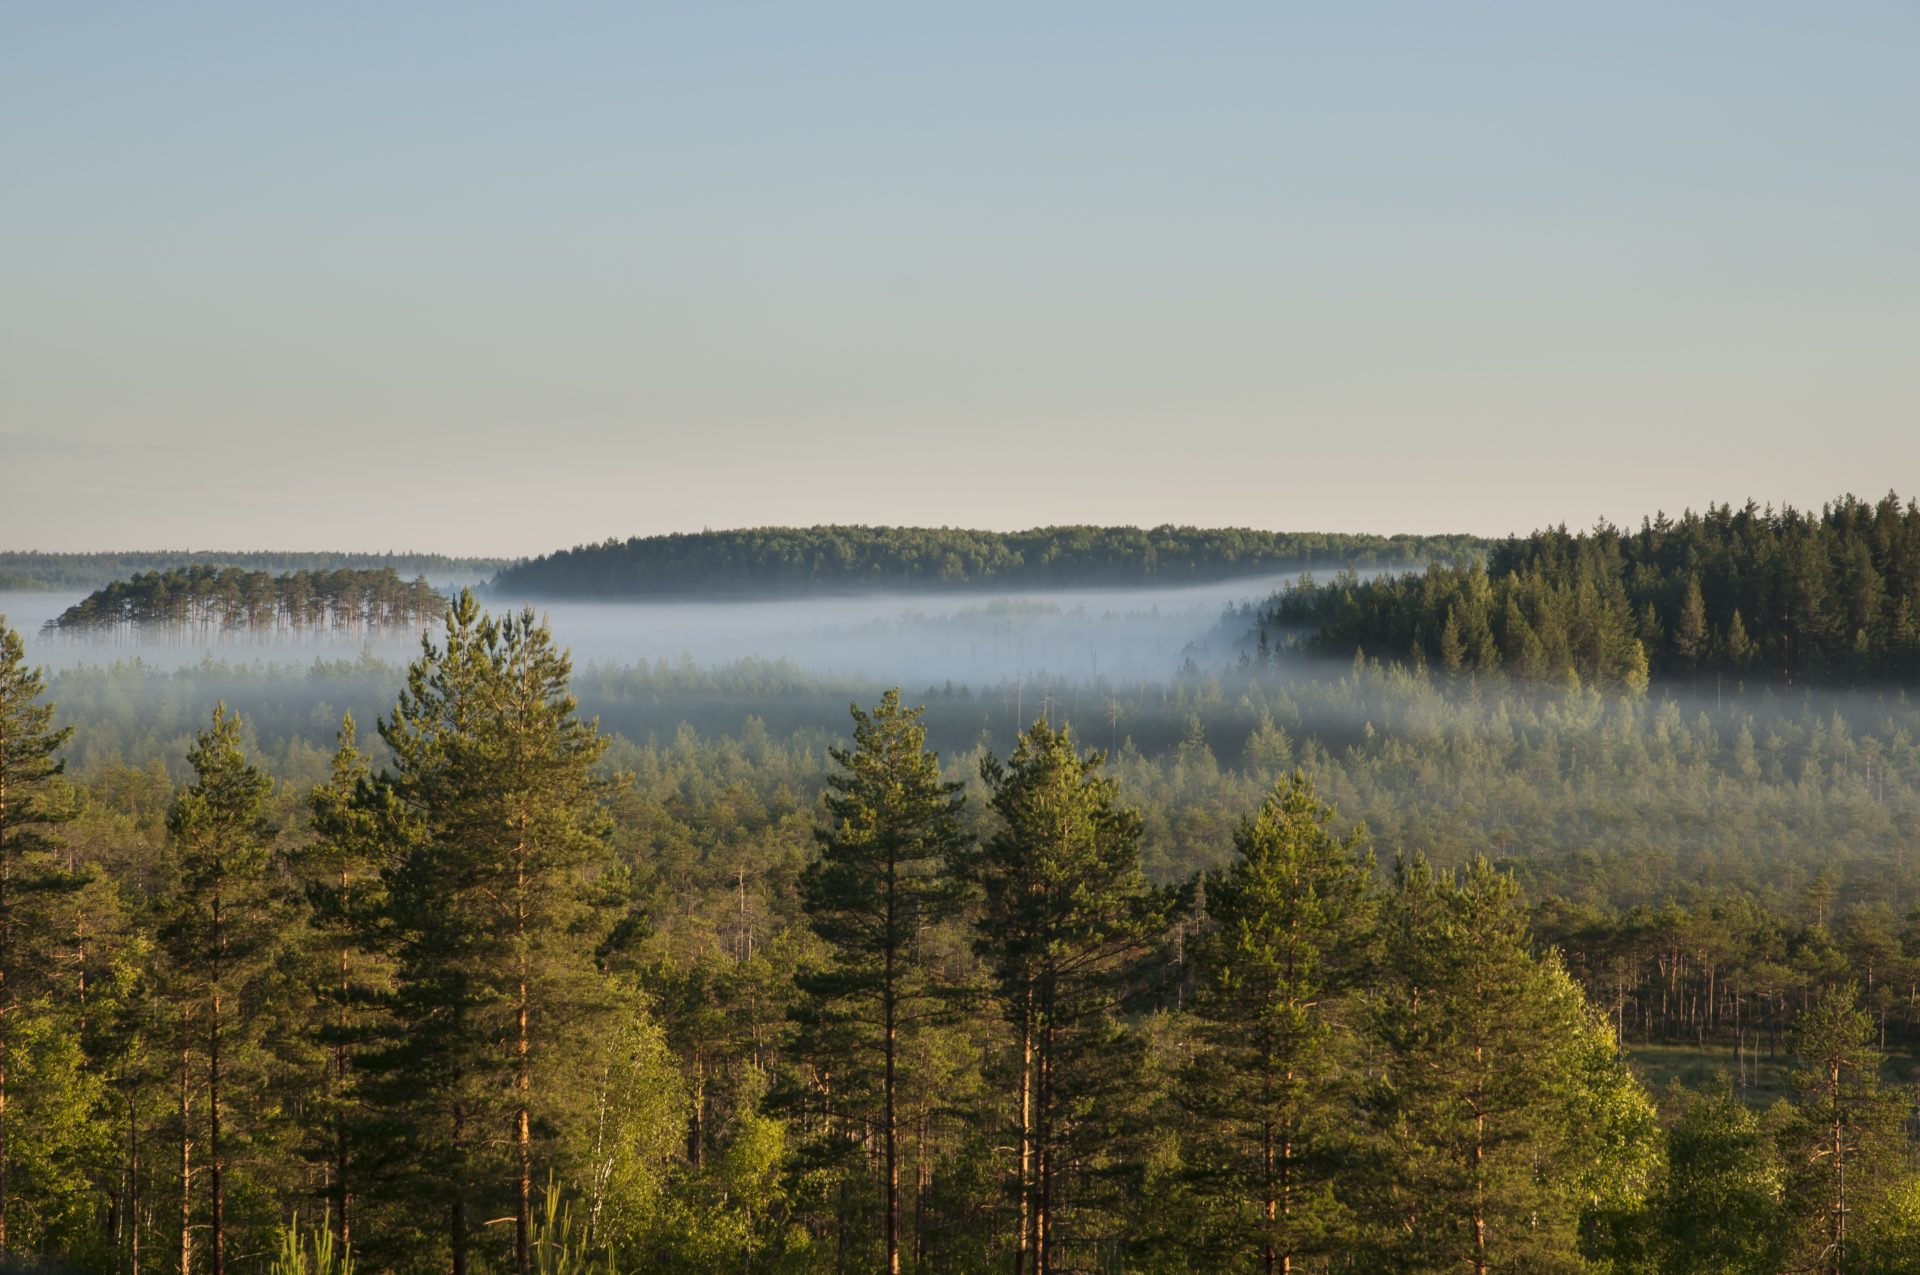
[7, 4, 1916, 554]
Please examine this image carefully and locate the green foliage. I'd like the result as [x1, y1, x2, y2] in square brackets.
[495, 525, 1489, 597]
[1262, 492, 1920, 686]
[0, 550, 504, 594]
[47, 565, 443, 640]
[1181, 772, 1374, 1270]
[268, 1216, 355, 1275]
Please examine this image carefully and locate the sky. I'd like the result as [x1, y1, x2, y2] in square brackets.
[3, 3, 1916, 556]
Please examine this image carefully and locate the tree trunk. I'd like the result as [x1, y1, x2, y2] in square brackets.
[515, 821, 533, 1275]
[336, 871, 352, 1254]
[884, 849, 900, 1275]
[128, 1090, 141, 1275]
[1036, 1004, 1055, 1275]
[1014, 985, 1034, 1275]
[180, 1028, 193, 1275]
[209, 891, 225, 1275]
[210, 980, 224, 1275]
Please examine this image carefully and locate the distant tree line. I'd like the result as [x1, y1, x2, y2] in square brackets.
[0, 551, 508, 593]
[492, 525, 1490, 597]
[45, 566, 445, 641]
[1256, 492, 1920, 687]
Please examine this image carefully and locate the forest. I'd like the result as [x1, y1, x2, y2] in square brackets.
[44, 569, 446, 643]
[0, 555, 505, 595]
[491, 526, 1491, 598]
[1258, 493, 1920, 689]
[5, 547, 1920, 1272]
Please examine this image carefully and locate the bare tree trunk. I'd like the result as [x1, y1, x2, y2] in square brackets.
[209, 979, 224, 1275]
[1014, 983, 1034, 1275]
[515, 819, 533, 1275]
[335, 866, 352, 1254]
[1472, 1045, 1487, 1275]
[1036, 1009, 1055, 1275]
[884, 851, 900, 1275]
[180, 1027, 193, 1275]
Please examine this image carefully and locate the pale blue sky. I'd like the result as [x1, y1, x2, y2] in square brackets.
[4, 3, 1916, 554]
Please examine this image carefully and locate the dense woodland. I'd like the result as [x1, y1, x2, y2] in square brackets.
[0, 554, 505, 594]
[1259, 493, 1920, 689]
[5, 585, 1920, 1274]
[45, 569, 446, 643]
[492, 526, 1491, 598]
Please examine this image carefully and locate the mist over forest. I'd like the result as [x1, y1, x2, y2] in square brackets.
[6, 503, 1920, 1274]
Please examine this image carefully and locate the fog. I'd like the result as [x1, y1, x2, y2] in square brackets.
[5, 572, 1338, 683]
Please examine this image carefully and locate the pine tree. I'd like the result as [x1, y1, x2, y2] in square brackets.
[161, 704, 279, 1275]
[1368, 856, 1655, 1274]
[793, 690, 966, 1275]
[356, 591, 617, 1275]
[1780, 986, 1904, 1274]
[1182, 772, 1373, 1273]
[297, 714, 389, 1255]
[0, 618, 77, 1258]
[962, 719, 1153, 1274]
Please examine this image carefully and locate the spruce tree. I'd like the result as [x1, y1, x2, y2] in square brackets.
[1673, 575, 1709, 675]
[0, 618, 76, 1258]
[1183, 772, 1373, 1274]
[793, 690, 966, 1275]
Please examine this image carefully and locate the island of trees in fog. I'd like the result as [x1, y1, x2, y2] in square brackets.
[492, 525, 1492, 598]
[44, 566, 445, 641]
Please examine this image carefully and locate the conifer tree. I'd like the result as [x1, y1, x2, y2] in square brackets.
[161, 704, 278, 1275]
[1673, 576, 1709, 675]
[1368, 856, 1655, 1274]
[1780, 987, 1904, 1274]
[963, 720, 1152, 1274]
[298, 715, 388, 1255]
[1183, 772, 1373, 1274]
[0, 618, 76, 1258]
[794, 690, 966, 1275]
[357, 591, 616, 1275]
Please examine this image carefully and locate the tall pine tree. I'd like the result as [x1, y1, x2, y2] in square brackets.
[0, 618, 77, 1258]
[161, 704, 279, 1275]
[793, 690, 966, 1275]
[1183, 772, 1374, 1274]
[963, 719, 1153, 1274]
[357, 591, 617, 1275]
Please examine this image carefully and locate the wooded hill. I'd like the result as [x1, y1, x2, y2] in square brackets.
[1256, 492, 1920, 687]
[44, 565, 445, 640]
[0, 550, 508, 592]
[491, 525, 1491, 597]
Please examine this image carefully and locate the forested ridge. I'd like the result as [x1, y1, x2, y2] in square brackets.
[5, 603, 1920, 1273]
[45, 567, 445, 641]
[0, 552, 507, 593]
[492, 525, 1491, 597]
[1258, 492, 1920, 688]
